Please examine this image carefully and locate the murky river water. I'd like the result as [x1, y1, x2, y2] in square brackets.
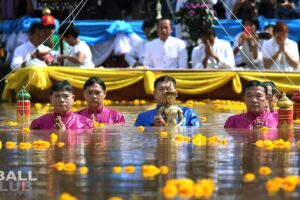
[0, 101, 299, 200]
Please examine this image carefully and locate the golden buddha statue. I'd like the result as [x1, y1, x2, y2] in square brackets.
[156, 89, 184, 127]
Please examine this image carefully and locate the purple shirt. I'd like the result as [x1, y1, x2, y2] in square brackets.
[77, 106, 125, 124]
[224, 111, 278, 129]
[30, 111, 93, 129]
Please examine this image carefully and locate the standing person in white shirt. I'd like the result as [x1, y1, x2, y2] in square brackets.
[125, 20, 153, 67]
[263, 21, 299, 71]
[143, 18, 188, 69]
[57, 23, 95, 68]
[191, 26, 235, 69]
[10, 23, 52, 70]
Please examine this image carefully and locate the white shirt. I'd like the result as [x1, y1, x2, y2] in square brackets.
[10, 41, 51, 70]
[262, 37, 299, 71]
[143, 36, 188, 69]
[191, 37, 235, 69]
[233, 32, 263, 69]
[124, 39, 148, 67]
[64, 41, 95, 68]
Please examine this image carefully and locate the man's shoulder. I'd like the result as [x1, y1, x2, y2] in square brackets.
[227, 113, 245, 120]
[31, 113, 52, 123]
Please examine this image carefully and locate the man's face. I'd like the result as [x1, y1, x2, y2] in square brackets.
[154, 81, 176, 106]
[201, 34, 215, 46]
[30, 28, 45, 45]
[83, 83, 106, 110]
[243, 86, 268, 114]
[158, 19, 172, 41]
[274, 31, 288, 44]
[50, 90, 74, 114]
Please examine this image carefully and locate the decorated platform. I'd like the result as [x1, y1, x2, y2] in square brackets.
[3, 67, 300, 102]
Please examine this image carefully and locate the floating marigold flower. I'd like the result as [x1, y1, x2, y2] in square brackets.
[140, 100, 146, 105]
[7, 121, 18, 126]
[18, 142, 32, 150]
[74, 100, 82, 106]
[108, 197, 123, 200]
[124, 165, 135, 174]
[297, 140, 300, 148]
[282, 176, 298, 193]
[34, 103, 43, 109]
[219, 139, 228, 145]
[294, 118, 300, 124]
[200, 116, 207, 122]
[260, 126, 269, 132]
[142, 164, 160, 178]
[160, 165, 169, 175]
[5, 141, 17, 149]
[243, 173, 256, 183]
[198, 179, 215, 199]
[178, 183, 194, 199]
[50, 133, 58, 143]
[136, 126, 145, 132]
[255, 140, 264, 148]
[22, 127, 30, 133]
[193, 184, 204, 199]
[133, 99, 140, 105]
[58, 192, 78, 200]
[57, 142, 65, 148]
[32, 140, 50, 149]
[112, 166, 122, 173]
[160, 131, 168, 138]
[259, 166, 272, 176]
[0, 141, 2, 149]
[64, 163, 76, 172]
[265, 179, 280, 194]
[92, 121, 99, 128]
[71, 107, 78, 112]
[79, 166, 89, 175]
[53, 162, 65, 171]
[162, 184, 178, 199]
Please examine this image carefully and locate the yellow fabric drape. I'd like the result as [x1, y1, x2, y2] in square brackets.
[3, 67, 300, 101]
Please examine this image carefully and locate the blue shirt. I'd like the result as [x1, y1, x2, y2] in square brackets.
[134, 105, 200, 127]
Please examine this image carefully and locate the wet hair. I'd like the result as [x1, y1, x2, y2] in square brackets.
[199, 26, 216, 37]
[242, 17, 260, 30]
[273, 21, 288, 34]
[242, 80, 267, 95]
[263, 81, 278, 95]
[58, 23, 80, 38]
[29, 23, 44, 34]
[83, 76, 106, 91]
[142, 20, 153, 30]
[50, 80, 73, 95]
[154, 76, 176, 89]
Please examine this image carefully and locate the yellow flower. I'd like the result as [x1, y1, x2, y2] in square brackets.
[160, 165, 169, 175]
[193, 184, 204, 199]
[0, 141, 2, 149]
[142, 165, 160, 178]
[22, 127, 30, 133]
[243, 173, 256, 183]
[50, 133, 58, 143]
[34, 103, 43, 109]
[160, 131, 168, 138]
[219, 139, 228, 145]
[112, 166, 122, 173]
[282, 176, 298, 192]
[92, 121, 99, 128]
[5, 141, 17, 149]
[79, 166, 89, 175]
[64, 163, 76, 172]
[71, 107, 78, 112]
[162, 184, 178, 199]
[198, 179, 215, 199]
[99, 123, 105, 128]
[108, 197, 123, 200]
[53, 162, 65, 171]
[140, 100, 146, 105]
[74, 100, 82, 106]
[178, 183, 194, 199]
[57, 142, 65, 148]
[297, 140, 300, 148]
[58, 192, 78, 200]
[136, 126, 145, 132]
[18, 142, 32, 150]
[7, 121, 18, 126]
[260, 126, 269, 132]
[133, 99, 140, 105]
[200, 116, 207, 122]
[294, 118, 300, 124]
[259, 166, 272, 176]
[255, 140, 264, 148]
[124, 166, 135, 174]
[265, 179, 280, 194]
[32, 140, 50, 149]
